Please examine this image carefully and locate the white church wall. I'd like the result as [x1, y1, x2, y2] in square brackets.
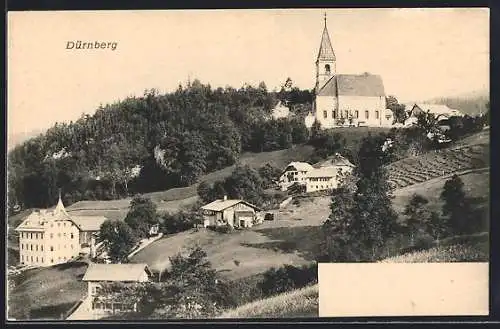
[337, 95, 386, 127]
[315, 95, 337, 128]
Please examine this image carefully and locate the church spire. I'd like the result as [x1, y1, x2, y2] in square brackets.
[317, 13, 336, 62]
[54, 188, 67, 215]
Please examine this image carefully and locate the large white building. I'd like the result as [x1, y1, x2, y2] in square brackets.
[310, 15, 394, 129]
[14, 195, 107, 267]
[278, 161, 315, 191]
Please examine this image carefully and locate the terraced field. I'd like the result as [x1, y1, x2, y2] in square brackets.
[387, 143, 489, 190]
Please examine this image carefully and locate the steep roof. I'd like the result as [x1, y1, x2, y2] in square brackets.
[317, 74, 386, 97]
[284, 161, 314, 172]
[317, 22, 336, 62]
[201, 199, 261, 212]
[82, 263, 151, 282]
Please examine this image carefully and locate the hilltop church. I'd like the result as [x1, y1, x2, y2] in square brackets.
[307, 15, 394, 129]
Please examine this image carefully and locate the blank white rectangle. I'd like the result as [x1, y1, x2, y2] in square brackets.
[319, 262, 489, 317]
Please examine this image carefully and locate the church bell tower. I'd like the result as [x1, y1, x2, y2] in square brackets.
[315, 13, 336, 91]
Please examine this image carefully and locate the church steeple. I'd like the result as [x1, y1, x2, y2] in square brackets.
[54, 188, 67, 215]
[315, 13, 336, 90]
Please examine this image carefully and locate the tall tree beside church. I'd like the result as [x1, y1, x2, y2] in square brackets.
[386, 95, 407, 124]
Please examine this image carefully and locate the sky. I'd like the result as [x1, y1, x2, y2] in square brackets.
[8, 8, 489, 136]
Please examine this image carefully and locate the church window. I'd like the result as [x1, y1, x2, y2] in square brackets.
[325, 64, 331, 75]
[323, 111, 327, 119]
[50, 246, 54, 251]
[355, 110, 359, 118]
[375, 111, 379, 119]
[332, 111, 336, 118]
[41, 245, 43, 251]
[36, 245, 38, 251]
[71, 233, 74, 239]
[365, 111, 369, 119]
[36, 257, 38, 262]
[31, 256, 33, 262]
[51, 259, 54, 263]
[345, 110, 349, 118]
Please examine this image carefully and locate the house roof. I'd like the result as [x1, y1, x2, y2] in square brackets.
[201, 199, 261, 212]
[70, 215, 108, 232]
[284, 161, 314, 172]
[317, 23, 336, 61]
[314, 153, 355, 168]
[317, 74, 386, 97]
[412, 103, 463, 117]
[14, 197, 108, 232]
[306, 167, 339, 178]
[82, 263, 151, 282]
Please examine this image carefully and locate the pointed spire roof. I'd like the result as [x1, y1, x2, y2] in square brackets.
[54, 188, 67, 215]
[317, 13, 336, 62]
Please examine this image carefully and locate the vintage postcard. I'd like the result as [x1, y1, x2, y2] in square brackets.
[6, 8, 490, 321]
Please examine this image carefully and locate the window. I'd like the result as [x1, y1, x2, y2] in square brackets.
[71, 233, 74, 239]
[71, 244, 73, 249]
[333, 110, 337, 119]
[41, 245, 43, 251]
[51, 259, 54, 263]
[20, 233, 23, 239]
[21, 244, 24, 250]
[64, 257, 67, 260]
[355, 110, 359, 118]
[30, 244, 33, 251]
[41, 257, 44, 263]
[36, 245, 38, 251]
[365, 111, 369, 119]
[21, 255, 24, 261]
[58, 223, 60, 227]
[325, 64, 331, 75]
[50, 246, 54, 251]
[375, 111, 379, 119]
[50, 233, 53, 239]
[64, 245, 66, 249]
[323, 110, 327, 119]
[30, 233, 33, 239]
[31, 256, 33, 262]
[36, 257, 38, 262]
[345, 110, 349, 118]
[63, 233, 66, 237]
[63, 222, 66, 227]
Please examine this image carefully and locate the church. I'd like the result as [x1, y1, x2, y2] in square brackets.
[308, 15, 394, 129]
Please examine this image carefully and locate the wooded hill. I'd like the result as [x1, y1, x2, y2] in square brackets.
[8, 80, 313, 211]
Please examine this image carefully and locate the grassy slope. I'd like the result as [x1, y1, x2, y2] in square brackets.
[7, 261, 89, 320]
[218, 284, 319, 319]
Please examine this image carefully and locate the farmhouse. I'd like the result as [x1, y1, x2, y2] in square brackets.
[407, 103, 464, 120]
[81, 263, 152, 317]
[310, 15, 393, 129]
[270, 101, 290, 120]
[278, 161, 315, 191]
[14, 194, 107, 267]
[201, 196, 262, 228]
[306, 155, 355, 193]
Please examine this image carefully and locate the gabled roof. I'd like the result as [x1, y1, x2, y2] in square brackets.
[412, 103, 463, 117]
[314, 153, 355, 168]
[317, 74, 386, 97]
[284, 161, 314, 172]
[71, 215, 108, 232]
[317, 23, 336, 62]
[82, 263, 151, 282]
[201, 199, 261, 212]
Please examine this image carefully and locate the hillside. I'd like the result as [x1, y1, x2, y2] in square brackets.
[218, 284, 318, 318]
[419, 89, 489, 116]
[8, 261, 89, 320]
[386, 142, 489, 190]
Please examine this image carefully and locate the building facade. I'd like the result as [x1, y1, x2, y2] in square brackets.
[81, 263, 151, 318]
[15, 196, 107, 267]
[278, 162, 315, 191]
[310, 15, 393, 129]
[201, 197, 262, 228]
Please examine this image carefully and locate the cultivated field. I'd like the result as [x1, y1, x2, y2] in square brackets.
[386, 143, 489, 190]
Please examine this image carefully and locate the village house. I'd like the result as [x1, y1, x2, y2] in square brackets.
[278, 161, 315, 191]
[81, 263, 152, 318]
[14, 194, 107, 267]
[406, 103, 464, 122]
[201, 196, 262, 228]
[306, 154, 355, 193]
[270, 100, 291, 120]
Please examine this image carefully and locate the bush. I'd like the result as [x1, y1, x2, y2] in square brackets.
[259, 264, 317, 298]
[209, 224, 233, 234]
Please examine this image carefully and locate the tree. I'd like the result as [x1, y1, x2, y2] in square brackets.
[440, 175, 474, 235]
[223, 165, 264, 206]
[99, 219, 137, 263]
[402, 194, 437, 245]
[124, 195, 159, 239]
[258, 163, 282, 189]
[386, 95, 407, 124]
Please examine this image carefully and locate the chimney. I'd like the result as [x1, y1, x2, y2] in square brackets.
[223, 195, 227, 201]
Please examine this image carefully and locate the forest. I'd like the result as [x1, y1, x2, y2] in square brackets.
[7, 80, 313, 212]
